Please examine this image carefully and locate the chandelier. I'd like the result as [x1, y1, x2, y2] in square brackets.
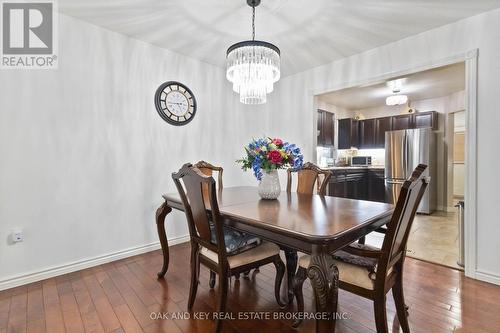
[226, 0, 280, 105]
[385, 79, 408, 106]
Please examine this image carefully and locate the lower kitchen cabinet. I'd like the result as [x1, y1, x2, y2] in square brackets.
[368, 169, 386, 202]
[345, 170, 368, 200]
[328, 168, 386, 202]
[328, 169, 367, 200]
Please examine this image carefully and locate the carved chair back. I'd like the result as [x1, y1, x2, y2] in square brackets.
[286, 162, 332, 195]
[172, 164, 226, 257]
[377, 164, 429, 281]
[193, 160, 223, 189]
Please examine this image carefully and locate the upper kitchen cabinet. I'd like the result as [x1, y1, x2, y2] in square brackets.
[392, 111, 438, 131]
[317, 110, 335, 146]
[338, 118, 359, 149]
[392, 114, 413, 130]
[375, 116, 393, 147]
[413, 111, 438, 130]
[336, 111, 438, 149]
[359, 118, 376, 149]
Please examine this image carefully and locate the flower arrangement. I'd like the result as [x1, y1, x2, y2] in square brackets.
[237, 137, 304, 180]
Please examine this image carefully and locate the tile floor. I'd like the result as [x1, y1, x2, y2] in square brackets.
[366, 209, 462, 269]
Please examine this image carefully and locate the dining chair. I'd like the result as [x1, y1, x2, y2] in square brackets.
[193, 160, 225, 287]
[292, 164, 429, 333]
[282, 162, 333, 303]
[193, 160, 260, 285]
[193, 160, 223, 188]
[172, 163, 286, 333]
[286, 161, 332, 195]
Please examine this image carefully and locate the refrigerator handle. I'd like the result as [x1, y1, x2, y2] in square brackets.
[403, 132, 408, 178]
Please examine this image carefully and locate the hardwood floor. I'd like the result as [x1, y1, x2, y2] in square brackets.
[1, 242, 500, 333]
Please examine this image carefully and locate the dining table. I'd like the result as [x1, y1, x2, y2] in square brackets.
[155, 186, 394, 333]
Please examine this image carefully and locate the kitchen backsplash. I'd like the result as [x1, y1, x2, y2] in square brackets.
[316, 147, 385, 167]
[337, 148, 385, 166]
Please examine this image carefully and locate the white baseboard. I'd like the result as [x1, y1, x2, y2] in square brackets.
[475, 269, 500, 286]
[0, 235, 190, 291]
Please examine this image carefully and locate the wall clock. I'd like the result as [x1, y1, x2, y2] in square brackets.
[154, 81, 197, 126]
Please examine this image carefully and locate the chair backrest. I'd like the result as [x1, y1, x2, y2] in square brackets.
[172, 163, 225, 254]
[379, 164, 429, 277]
[193, 160, 223, 189]
[286, 162, 332, 195]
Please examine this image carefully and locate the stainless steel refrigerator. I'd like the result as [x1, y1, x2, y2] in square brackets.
[385, 128, 437, 214]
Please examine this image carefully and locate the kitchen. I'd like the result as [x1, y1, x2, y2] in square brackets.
[315, 63, 466, 269]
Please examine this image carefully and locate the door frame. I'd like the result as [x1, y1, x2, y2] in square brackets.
[311, 49, 478, 279]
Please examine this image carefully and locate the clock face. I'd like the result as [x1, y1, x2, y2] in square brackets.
[155, 81, 197, 126]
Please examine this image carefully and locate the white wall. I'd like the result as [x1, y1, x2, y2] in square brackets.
[0, 14, 265, 287]
[267, 8, 500, 283]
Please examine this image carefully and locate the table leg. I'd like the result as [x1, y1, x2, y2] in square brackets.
[284, 248, 298, 304]
[156, 201, 172, 278]
[307, 246, 339, 333]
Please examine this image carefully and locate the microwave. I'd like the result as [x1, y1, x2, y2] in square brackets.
[351, 156, 372, 166]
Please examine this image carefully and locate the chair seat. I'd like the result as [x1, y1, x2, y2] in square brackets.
[201, 241, 280, 269]
[209, 223, 261, 255]
[298, 243, 390, 290]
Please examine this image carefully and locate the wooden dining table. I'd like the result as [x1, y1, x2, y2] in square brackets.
[156, 186, 394, 333]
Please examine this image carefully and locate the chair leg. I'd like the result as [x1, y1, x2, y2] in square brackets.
[209, 271, 216, 289]
[392, 274, 410, 333]
[272, 256, 286, 307]
[291, 267, 307, 328]
[187, 245, 200, 310]
[215, 271, 229, 333]
[373, 295, 389, 333]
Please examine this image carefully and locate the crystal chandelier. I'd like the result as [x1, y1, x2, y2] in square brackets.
[226, 0, 280, 105]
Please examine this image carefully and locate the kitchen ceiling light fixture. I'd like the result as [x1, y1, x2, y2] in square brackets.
[386, 94, 408, 106]
[386, 78, 408, 106]
[226, 0, 280, 105]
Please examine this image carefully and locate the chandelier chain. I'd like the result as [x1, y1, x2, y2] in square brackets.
[252, 5, 255, 41]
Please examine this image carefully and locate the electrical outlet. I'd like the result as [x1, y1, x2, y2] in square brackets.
[11, 229, 23, 243]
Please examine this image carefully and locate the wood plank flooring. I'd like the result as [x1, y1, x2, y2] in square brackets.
[1, 242, 500, 333]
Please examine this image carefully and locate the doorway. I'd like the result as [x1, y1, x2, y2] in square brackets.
[314, 61, 469, 270]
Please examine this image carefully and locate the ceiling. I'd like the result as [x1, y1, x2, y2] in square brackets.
[58, 0, 500, 77]
[317, 62, 465, 110]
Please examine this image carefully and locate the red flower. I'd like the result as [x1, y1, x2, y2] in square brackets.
[272, 138, 283, 146]
[267, 150, 283, 164]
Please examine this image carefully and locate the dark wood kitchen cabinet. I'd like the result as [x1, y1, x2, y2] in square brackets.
[328, 168, 386, 202]
[375, 116, 393, 148]
[345, 170, 368, 200]
[337, 111, 437, 149]
[317, 110, 335, 146]
[328, 169, 368, 200]
[392, 114, 413, 130]
[390, 111, 438, 131]
[359, 118, 376, 149]
[413, 111, 438, 130]
[338, 118, 359, 149]
[368, 169, 386, 202]
[328, 171, 346, 197]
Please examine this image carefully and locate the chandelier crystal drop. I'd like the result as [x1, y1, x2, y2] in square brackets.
[226, 0, 280, 105]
